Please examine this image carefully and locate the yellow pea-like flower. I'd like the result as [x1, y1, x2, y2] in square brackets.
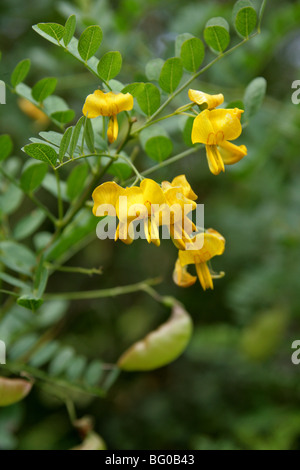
[92, 178, 169, 246]
[188, 89, 224, 110]
[191, 108, 247, 175]
[161, 175, 198, 250]
[82, 90, 134, 144]
[173, 229, 225, 290]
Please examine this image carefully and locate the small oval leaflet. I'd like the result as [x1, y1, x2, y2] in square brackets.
[78, 25, 103, 62]
[232, 0, 257, 38]
[204, 17, 230, 53]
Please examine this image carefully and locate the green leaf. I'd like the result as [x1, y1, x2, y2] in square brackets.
[29, 341, 60, 368]
[42, 174, 68, 201]
[20, 160, 48, 193]
[0, 241, 36, 276]
[84, 360, 104, 386]
[45, 209, 98, 261]
[118, 303, 193, 371]
[108, 161, 132, 180]
[232, 0, 257, 38]
[67, 163, 89, 200]
[37, 22, 65, 43]
[145, 136, 173, 162]
[145, 58, 164, 81]
[226, 100, 244, 110]
[78, 25, 103, 62]
[43, 95, 69, 115]
[65, 356, 87, 381]
[183, 117, 194, 147]
[69, 116, 84, 157]
[0, 272, 29, 290]
[0, 184, 23, 215]
[121, 82, 145, 97]
[32, 77, 57, 103]
[180, 37, 205, 72]
[17, 295, 44, 312]
[50, 109, 75, 124]
[159, 57, 183, 94]
[11, 59, 31, 88]
[48, 346, 75, 376]
[97, 51, 122, 81]
[175, 33, 194, 57]
[84, 117, 95, 153]
[63, 15, 76, 46]
[39, 131, 63, 148]
[137, 83, 160, 116]
[0, 377, 32, 407]
[204, 17, 230, 53]
[58, 126, 73, 162]
[13, 209, 46, 241]
[23, 143, 57, 167]
[0, 135, 13, 162]
[244, 77, 267, 120]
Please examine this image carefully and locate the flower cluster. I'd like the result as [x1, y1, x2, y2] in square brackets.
[83, 88, 247, 290]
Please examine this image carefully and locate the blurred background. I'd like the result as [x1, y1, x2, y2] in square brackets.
[1, 0, 300, 450]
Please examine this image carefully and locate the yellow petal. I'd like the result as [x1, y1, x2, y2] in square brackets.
[107, 115, 118, 143]
[171, 174, 198, 200]
[179, 230, 225, 266]
[191, 110, 215, 144]
[113, 92, 134, 113]
[195, 262, 214, 290]
[188, 89, 224, 110]
[18, 98, 49, 124]
[218, 141, 247, 165]
[208, 108, 243, 143]
[140, 179, 166, 205]
[206, 145, 225, 175]
[92, 181, 122, 216]
[83, 90, 134, 117]
[173, 259, 197, 288]
[117, 186, 144, 221]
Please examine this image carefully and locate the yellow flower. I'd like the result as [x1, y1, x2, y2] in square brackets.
[92, 179, 168, 246]
[161, 175, 198, 250]
[173, 229, 225, 290]
[82, 90, 134, 144]
[191, 107, 247, 175]
[18, 98, 50, 126]
[188, 89, 224, 110]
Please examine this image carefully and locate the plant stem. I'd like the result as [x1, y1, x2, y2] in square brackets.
[258, 0, 268, 33]
[44, 277, 161, 301]
[54, 169, 64, 222]
[46, 263, 102, 276]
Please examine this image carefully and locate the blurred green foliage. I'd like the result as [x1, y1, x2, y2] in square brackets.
[1, 0, 300, 450]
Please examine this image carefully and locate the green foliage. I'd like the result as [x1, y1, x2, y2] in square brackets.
[232, 0, 257, 37]
[20, 161, 48, 193]
[145, 136, 173, 162]
[137, 83, 160, 115]
[159, 57, 183, 94]
[11, 59, 31, 88]
[63, 15, 76, 46]
[78, 25, 103, 62]
[0, 135, 13, 162]
[180, 37, 205, 73]
[32, 77, 57, 103]
[97, 51, 122, 81]
[23, 143, 57, 167]
[244, 77, 267, 120]
[204, 17, 230, 53]
[66, 163, 88, 200]
[145, 58, 164, 81]
[37, 23, 65, 43]
[58, 127, 73, 162]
